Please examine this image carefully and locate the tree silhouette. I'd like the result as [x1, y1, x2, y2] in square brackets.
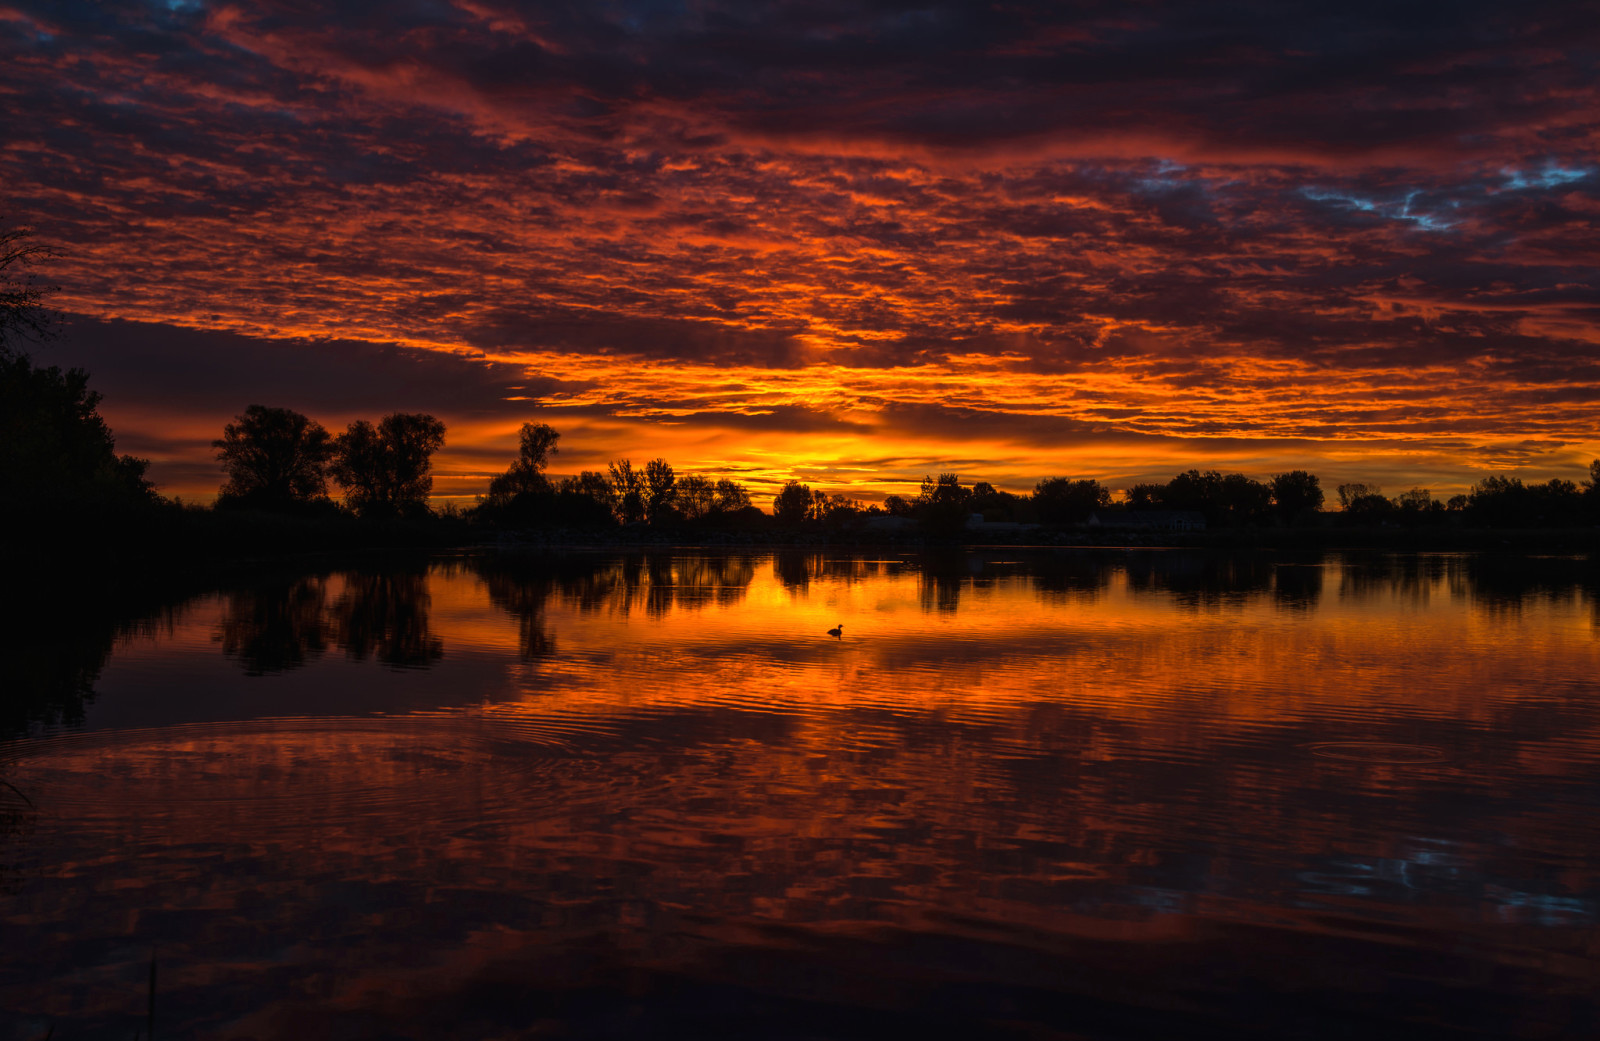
[1031, 476, 1107, 524]
[1160, 469, 1271, 526]
[330, 412, 446, 517]
[772, 480, 815, 526]
[643, 457, 677, 523]
[1269, 469, 1324, 523]
[1124, 482, 1165, 509]
[1337, 482, 1381, 510]
[608, 459, 645, 524]
[676, 474, 715, 520]
[1, 354, 152, 506]
[213, 405, 334, 510]
[486, 422, 560, 504]
[714, 478, 751, 513]
[559, 470, 616, 507]
[0, 220, 59, 355]
[918, 473, 973, 534]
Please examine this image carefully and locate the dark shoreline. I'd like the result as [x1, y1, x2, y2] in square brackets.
[10, 503, 1599, 584]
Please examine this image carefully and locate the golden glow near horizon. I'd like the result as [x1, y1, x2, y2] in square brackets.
[7, 4, 1600, 502]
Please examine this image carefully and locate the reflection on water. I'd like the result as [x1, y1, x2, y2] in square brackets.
[2, 550, 1599, 1039]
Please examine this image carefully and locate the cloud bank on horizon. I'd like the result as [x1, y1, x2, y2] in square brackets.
[3, 0, 1598, 500]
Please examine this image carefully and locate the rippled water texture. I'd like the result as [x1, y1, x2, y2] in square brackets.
[3, 550, 1598, 1039]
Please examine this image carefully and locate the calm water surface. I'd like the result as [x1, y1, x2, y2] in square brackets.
[3, 549, 1598, 1039]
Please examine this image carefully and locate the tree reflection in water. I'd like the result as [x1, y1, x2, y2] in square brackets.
[5, 549, 1600, 1038]
[214, 564, 443, 675]
[328, 569, 443, 669]
[217, 576, 332, 675]
[475, 552, 759, 659]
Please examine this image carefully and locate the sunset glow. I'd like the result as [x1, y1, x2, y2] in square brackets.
[5, 3, 1598, 502]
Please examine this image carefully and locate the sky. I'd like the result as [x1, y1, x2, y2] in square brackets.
[3, 1, 1598, 505]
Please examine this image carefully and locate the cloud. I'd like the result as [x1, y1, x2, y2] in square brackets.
[55, 317, 560, 416]
[3, 0, 1598, 499]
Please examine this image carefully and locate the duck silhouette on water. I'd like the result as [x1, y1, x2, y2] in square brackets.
[827, 623, 843, 638]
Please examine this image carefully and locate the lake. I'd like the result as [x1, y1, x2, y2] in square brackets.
[2, 549, 1598, 1039]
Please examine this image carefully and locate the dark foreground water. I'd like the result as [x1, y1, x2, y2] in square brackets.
[2, 549, 1598, 1039]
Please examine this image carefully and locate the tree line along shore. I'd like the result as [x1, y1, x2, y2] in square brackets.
[8, 343, 1600, 574]
[6, 219, 1600, 575]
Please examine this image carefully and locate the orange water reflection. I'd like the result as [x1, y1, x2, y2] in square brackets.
[2, 551, 1598, 1038]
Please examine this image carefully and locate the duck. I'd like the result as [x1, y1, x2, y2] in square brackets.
[827, 623, 843, 638]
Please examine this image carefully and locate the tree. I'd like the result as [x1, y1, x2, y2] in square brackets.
[1, 353, 152, 505]
[713, 478, 751, 513]
[213, 405, 334, 510]
[819, 493, 865, 529]
[917, 473, 974, 535]
[1337, 482, 1381, 510]
[560, 470, 616, 508]
[1344, 492, 1395, 522]
[1528, 478, 1584, 525]
[1032, 476, 1109, 524]
[1160, 469, 1270, 526]
[1219, 473, 1272, 524]
[1466, 475, 1529, 527]
[608, 459, 645, 524]
[486, 422, 560, 504]
[676, 474, 716, 520]
[772, 480, 815, 526]
[0, 220, 59, 357]
[1270, 470, 1324, 523]
[1124, 482, 1165, 509]
[882, 494, 913, 516]
[330, 413, 446, 517]
[643, 458, 677, 523]
[540, 469, 617, 529]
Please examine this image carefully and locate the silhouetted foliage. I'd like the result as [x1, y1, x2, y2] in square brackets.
[541, 470, 619, 528]
[331, 412, 446, 518]
[0, 220, 59, 355]
[917, 473, 972, 535]
[607, 459, 646, 524]
[1465, 474, 1587, 527]
[883, 494, 913, 516]
[0, 353, 153, 507]
[1270, 470, 1324, 523]
[486, 422, 560, 503]
[1392, 487, 1444, 525]
[676, 474, 715, 520]
[714, 478, 751, 513]
[1124, 483, 1165, 510]
[969, 481, 1033, 522]
[818, 492, 865, 530]
[644, 458, 677, 523]
[213, 404, 335, 511]
[772, 480, 817, 526]
[1344, 492, 1395, 521]
[559, 470, 616, 508]
[1031, 477, 1108, 525]
[1337, 482, 1382, 510]
[476, 422, 568, 526]
[609, 460, 645, 523]
[1161, 469, 1272, 526]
